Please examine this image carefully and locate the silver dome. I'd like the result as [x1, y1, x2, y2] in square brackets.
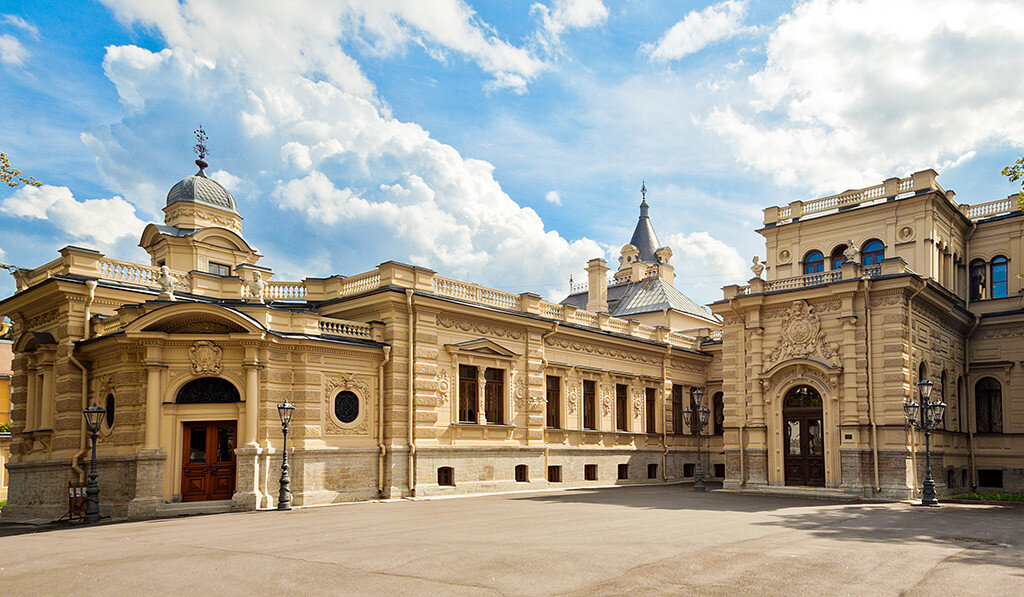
[166, 159, 238, 214]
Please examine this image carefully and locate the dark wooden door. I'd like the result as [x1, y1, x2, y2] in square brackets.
[182, 421, 237, 502]
[784, 412, 825, 486]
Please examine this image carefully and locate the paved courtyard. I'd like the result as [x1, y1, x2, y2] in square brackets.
[1, 486, 1021, 596]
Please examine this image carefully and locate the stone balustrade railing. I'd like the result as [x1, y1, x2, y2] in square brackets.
[318, 317, 373, 338]
[962, 196, 1019, 220]
[433, 276, 522, 310]
[725, 258, 910, 299]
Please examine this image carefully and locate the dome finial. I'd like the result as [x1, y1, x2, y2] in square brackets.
[639, 180, 649, 216]
[193, 125, 209, 175]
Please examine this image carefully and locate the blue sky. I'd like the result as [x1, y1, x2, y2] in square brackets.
[1, 0, 1022, 306]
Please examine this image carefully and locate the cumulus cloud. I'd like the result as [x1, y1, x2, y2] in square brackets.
[1, 185, 145, 247]
[706, 0, 1024, 192]
[646, 0, 748, 62]
[533, 0, 609, 50]
[545, 190, 562, 205]
[0, 33, 27, 66]
[667, 231, 747, 286]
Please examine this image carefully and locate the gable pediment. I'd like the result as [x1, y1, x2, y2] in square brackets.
[445, 338, 518, 359]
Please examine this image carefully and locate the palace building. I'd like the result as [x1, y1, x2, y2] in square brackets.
[0, 154, 1021, 521]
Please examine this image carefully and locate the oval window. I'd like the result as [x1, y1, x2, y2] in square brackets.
[105, 393, 115, 428]
[334, 390, 359, 424]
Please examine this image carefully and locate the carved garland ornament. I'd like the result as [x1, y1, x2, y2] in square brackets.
[546, 337, 660, 365]
[763, 300, 841, 371]
[436, 369, 450, 405]
[566, 372, 581, 414]
[189, 340, 223, 374]
[435, 314, 525, 339]
[601, 384, 613, 416]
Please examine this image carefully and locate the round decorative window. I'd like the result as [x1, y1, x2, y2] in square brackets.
[334, 390, 360, 424]
[104, 393, 115, 428]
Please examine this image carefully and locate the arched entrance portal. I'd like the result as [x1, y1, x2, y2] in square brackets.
[177, 378, 240, 502]
[783, 385, 825, 487]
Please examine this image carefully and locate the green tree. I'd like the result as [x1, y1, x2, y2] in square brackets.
[0, 152, 42, 188]
[1003, 155, 1024, 210]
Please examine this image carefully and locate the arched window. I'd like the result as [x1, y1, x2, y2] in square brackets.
[104, 393, 115, 428]
[969, 259, 987, 301]
[861, 240, 885, 266]
[830, 245, 847, 270]
[333, 390, 359, 424]
[176, 377, 241, 404]
[940, 371, 949, 431]
[803, 250, 825, 275]
[712, 392, 724, 435]
[957, 376, 965, 432]
[975, 378, 1002, 433]
[784, 385, 822, 408]
[918, 362, 928, 391]
[991, 256, 1008, 298]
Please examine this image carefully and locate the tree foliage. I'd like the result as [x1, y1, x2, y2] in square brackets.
[1003, 155, 1024, 210]
[0, 152, 42, 188]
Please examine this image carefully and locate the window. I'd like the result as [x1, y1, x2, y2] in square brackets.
[978, 469, 1003, 488]
[584, 464, 598, 480]
[671, 384, 683, 434]
[547, 465, 562, 482]
[712, 392, 724, 435]
[940, 371, 949, 431]
[830, 245, 848, 270]
[969, 259, 987, 301]
[647, 463, 658, 479]
[992, 256, 1008, 298]
[714, 463, 725, 478]
[437, 467, 454, 486]
[458, 365, 478, 423]
[104, 393, 115, 428]
[645, 387, 657, 433]
[334, 390, 359, 424]
[683, 463, 695, 477]
[861, 239, 885, 266]
[689, 388, 701, 435]
[615, 384, 628, 431]
[975, 377, 1002, 433]
[176, 377, 241, 404]
[546, 375, 560, 429]
[483, 368, 504, 424]
[515, 464, 529, 483]
[803, 250, 825, 275]
[583, 380, 597, 430]
[957, 376, 965, 432]
[208, 262, 231, 277]
[617, 463, 629, 480]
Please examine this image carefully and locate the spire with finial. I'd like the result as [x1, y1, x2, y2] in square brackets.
[639, 180, 649, 217]
[193, 125, 209, 175]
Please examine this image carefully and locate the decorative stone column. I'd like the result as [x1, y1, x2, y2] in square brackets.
[144, 364, 164, 450]
[477, 369, 487, 425]
[243, 363, 260, 445]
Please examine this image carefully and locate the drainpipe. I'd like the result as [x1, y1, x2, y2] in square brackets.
[965, 315, 980, 489]
[405, 289, 416, 495]
[662, 346, 670, 481]
[906, 280, 927, 493]
[376, 345, 391, 498]
[862, 276, 880, 493]
[69, 280, 97, 482]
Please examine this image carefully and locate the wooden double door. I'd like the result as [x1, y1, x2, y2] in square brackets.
[182, 421, 237, 502]
[783, 385, 825, 487]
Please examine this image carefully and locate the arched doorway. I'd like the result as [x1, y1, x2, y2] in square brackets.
[177, 378, 240, 502]
[783, 385, 825, 487]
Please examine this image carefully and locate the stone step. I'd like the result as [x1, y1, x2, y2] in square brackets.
[155, 500, 233, 518]
[725, 485, 877, 502]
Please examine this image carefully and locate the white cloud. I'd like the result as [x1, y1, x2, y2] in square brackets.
[646, 0, 748, 62]
[0, 33, 27, 66]
[667, 231, 747, 287]
[545, 190, 562, 205]
[1, 185, 145, 247]
[533, 0, 608, 50]
[2, 14, 39, 38]
[706, 0, 1024, 192]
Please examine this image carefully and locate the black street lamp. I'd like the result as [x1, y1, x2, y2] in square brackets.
[82, 403, 106, 523]
[904, 378, 946, 506]
[683, 388, 711, 491]
[277, 401, 295, 511]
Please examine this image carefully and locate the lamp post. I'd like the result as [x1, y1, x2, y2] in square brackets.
[904, 378, 946, 506]
[683, 388, 710, 491]
[82, 403, 106, 523]
[277, 401, 295, 511]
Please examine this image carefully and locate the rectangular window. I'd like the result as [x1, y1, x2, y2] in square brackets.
[671, 384, 683, 434]
[683, 463, 695, 477]
[208, 262, 231, 277]
[583, 380, 597, 430]
[617, 463, 629, 480]
[615, 384, 628, 431]
[645, 387, 657, 433]
[458, 365, 477, 423]
[546, 375, 560, 429]
[437, 467, 454, 486]
[647, 463, 658, 479]
[714, 463, 725, 478]
[484, 367, 504, 424]
[515, 464, 529, 483]
[712, 392, 724, 436]
[584, 464, 598, 481]
[547, 465, 562, 483]
[978, 469, 1003, 488]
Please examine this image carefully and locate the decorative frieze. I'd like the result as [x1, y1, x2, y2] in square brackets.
[763, 300, 841, 371]
[436, 314, 524, 339]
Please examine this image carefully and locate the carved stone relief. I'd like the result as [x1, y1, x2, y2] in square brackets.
[189, 341, 223, 374]
[763, 300, 841, 371]
[323, 373, 370, 435]
[546, 336, 660, 365]
[436, 369, 450, 406]
[436, 314, 525, 339]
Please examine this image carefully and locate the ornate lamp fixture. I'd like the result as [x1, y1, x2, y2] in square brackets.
[683, 387, 710, 492]
[276, 401, 295, 511]
[904, 378, 945, 506]
[82, 403, 106, 523]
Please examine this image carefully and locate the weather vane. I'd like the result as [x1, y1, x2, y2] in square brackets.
[193, 125, 209, 171]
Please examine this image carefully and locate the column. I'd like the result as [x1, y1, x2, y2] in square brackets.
[144, 364, 163, 450]
[24, 365, 37, 431]
[477, 367, 487, 424]
[40, 365, 54, 429]
[244, 363, 260, 445]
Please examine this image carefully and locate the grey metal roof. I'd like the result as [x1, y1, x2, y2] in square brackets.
[629, 199, 660, 262]
[166, 160, 238, 214]
[560, 278, 717, 324]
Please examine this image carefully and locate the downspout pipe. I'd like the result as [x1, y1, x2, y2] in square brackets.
[376, 345, 391, 498]
[405, 290, 416, 496]
[662, 346, 670, 482]
[70, 280, 98, 482]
